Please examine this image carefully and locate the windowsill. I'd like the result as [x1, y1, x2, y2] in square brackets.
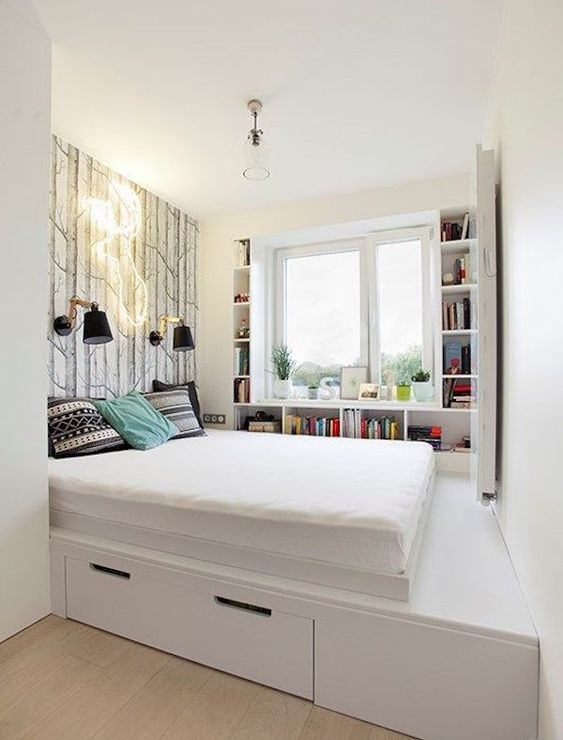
[237, 398, 442, 411]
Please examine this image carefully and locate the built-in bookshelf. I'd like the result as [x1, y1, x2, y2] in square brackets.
[228, 207, 481, 474]
[439, 208, 478, 420]
[232, 399, 472, 472]
[233, 239, 251, 404]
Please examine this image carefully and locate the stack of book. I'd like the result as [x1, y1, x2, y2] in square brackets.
[234, 239, 250, 267]
[233, 378, 250, 403]
[441, 213, 470, 241]
[443, 378, 475, 409]
[284, 415, 340, 436]
[234, 346, 250, 376]
[408, 425, 442, 450]
[343, 409, 400, 440]
[442, 298, 472, 330]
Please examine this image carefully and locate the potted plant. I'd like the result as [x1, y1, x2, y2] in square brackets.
[396, 382, 412, 402]
[308, 383, 319, 400]
[271, 345, 296, 399]
[411, 369, 433, 402]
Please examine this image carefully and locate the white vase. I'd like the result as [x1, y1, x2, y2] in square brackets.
[273, 378, 292, 399]
[412, 381, 434, 402]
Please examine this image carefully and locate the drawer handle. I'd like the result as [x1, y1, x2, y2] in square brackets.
[214, 596, 271, 617]
[90, 563, 131, 580]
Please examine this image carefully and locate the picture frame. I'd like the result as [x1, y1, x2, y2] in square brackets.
[340, 366, 369, 400]
[358, 382, 379, 401]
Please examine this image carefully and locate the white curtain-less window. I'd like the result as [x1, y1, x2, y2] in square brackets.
[280, 246, 363, 386]
[275, 229, 432, 391]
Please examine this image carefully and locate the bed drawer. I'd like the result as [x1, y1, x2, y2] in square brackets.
[65, 556, 313, 699]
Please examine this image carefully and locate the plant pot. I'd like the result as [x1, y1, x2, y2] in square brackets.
[308, 388, 319, 400]
[396, 385, 412, 402]
[273, 378, 292, 400]
[412, 381, 433, 402]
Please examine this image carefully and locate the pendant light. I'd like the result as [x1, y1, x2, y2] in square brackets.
[243, 99, 270, 181]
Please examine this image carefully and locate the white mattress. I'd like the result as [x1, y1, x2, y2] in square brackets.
[49, 429, 435, 575]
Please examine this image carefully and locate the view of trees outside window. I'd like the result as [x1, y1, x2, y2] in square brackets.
[377, 240, 423, 385]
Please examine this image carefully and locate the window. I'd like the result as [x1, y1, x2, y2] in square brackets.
[277, 244, 364, 387]
[275, 228, 432, 393]
[374, 238, 424, 386]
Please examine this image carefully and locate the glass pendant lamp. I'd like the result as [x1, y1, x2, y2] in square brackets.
[243, 99, 270, 181]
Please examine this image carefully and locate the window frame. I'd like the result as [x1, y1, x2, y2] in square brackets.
[273, 227, 433, 393]
[366, 227, 433, 385]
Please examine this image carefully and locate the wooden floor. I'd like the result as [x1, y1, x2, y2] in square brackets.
[0, 616, 412, 740]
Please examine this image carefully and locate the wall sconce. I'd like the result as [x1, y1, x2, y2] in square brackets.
[53, 296, 113, 344]
[149, 316, 195, 352]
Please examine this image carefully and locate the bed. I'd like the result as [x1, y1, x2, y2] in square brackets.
[49, 429, 435, 600]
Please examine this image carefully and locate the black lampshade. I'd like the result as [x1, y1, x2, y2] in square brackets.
[83, 305, 113, 345]
[173, 325, 194, 351]
[53, 315, 73, 336]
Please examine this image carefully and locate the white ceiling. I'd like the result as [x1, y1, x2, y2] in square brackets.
[32, 0, 503, 219]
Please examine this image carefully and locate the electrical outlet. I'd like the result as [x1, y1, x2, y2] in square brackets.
[203, 413, 226, 425]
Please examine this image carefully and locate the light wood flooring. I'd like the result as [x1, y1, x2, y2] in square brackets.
[0, 616, 413, 740]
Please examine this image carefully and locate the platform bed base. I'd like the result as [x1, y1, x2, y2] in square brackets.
[50, 527, 538, 740]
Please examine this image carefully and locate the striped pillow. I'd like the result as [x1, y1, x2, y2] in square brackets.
[144, 389, 205, 439]
[48, 398, 126, 458]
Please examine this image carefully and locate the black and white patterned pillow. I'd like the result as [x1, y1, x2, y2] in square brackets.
[144, 389, 205, 439]
[152, 380, 204, 428]
[48, 398, 126, 458]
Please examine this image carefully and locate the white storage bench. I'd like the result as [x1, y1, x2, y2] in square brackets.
[51, 474, 538, 740]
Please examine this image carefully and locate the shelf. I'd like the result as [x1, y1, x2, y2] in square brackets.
[442, 374, 476, 379]
[233, 301, 250, 307]
[234, 375, 250, 379]
[441, 283, 477, 294]
[442, 329, 477, 335]
[234, 265, 250, 271]
[233, 337, 250, 343]
[233, 399, 465, 413]
[440, 239, 475, 254]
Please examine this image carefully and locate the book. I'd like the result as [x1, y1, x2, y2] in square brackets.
[461, 213, 469, 239]
[444, 341, 462, 374]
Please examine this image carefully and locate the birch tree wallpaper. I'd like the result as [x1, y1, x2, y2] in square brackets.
[48, 135, 198, 398]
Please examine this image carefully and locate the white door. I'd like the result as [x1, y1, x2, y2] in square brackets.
[471, 145, 497, 501]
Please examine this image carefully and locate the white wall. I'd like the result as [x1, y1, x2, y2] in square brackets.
[0, 0, 51, 640]
[200, 173, 470, 424]
[490, 0, 563, 737]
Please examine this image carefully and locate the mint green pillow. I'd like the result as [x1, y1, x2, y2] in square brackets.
[95, 391, 178, 450]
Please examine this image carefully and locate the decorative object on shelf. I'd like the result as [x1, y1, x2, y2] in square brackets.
[396, 383, 412, 402]
[149, 316, 195, 351]
[271, 344, 296, 399]
[340, 366, 369, 400]
[246, 411, 280, 433]
[243, 99, 270, 181]
[236, 318, 250, 339]
[442, 272, 454, 286]
[308, 384, 319, 400]
[319, 376, 338, 400]
[53, 295, 113, 345]
[358, 383, 379, 401]
[411, 369, 433, 402]
[234, 293, 250, 303]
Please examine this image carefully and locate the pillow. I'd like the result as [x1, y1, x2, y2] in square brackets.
[47, 398, 126, 458]
[152, 379, 203, 428]
[144, 389, 205, 439]
[95, 391, 178, 450]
